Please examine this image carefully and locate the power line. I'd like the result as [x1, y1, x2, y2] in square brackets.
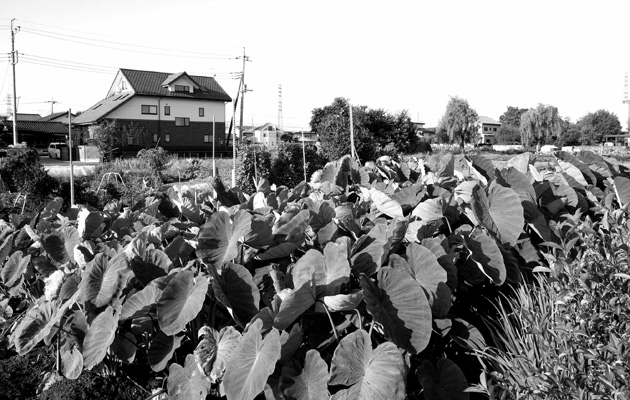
[20, 59, 115, 74]
[20, 27, 239, 60]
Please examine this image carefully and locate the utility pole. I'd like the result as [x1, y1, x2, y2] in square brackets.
[278, 84, 283, 130]
[624, 73, 630, 137]
[47, 97, 59, 115]
[238, 48, 251, 144]
[10, 19, 20, 145]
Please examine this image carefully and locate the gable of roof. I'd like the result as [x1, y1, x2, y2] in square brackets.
[479, 116, 501, 125]
[72, 92, 133, 125]
[39, 111, 70, 121]
[120, 69, 231, 102]
[161, 72, 200, 88]
[2, 120, 69, 134]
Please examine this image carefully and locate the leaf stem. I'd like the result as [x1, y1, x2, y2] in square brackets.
[319, 301, 339, 343]
[368, 319, 374, 338]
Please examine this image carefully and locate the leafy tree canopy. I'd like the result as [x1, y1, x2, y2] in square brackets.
[519, 104, 562, 147]
[495, 125, 521, 145]
[577, 109, 622, 145]
[436, 96, 479, 150]
[499, 106, 528, 128]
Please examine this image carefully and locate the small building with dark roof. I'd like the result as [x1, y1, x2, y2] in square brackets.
[0, 120, 68, 148]
[72, 68, 232, 156]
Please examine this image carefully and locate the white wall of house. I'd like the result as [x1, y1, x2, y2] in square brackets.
[106, 71, 132, 98]
[107, 96, 226, 122]
[166, 76, 197, 93]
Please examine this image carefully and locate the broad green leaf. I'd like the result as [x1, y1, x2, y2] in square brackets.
[256, 242, 299, 261]
[83, 306, 119, 370]
[40, 226, 80, 264]
[468, 154, 496, 182]
[361, 267, 432, 354]
[614, 176, 630, 207]
[110, 331, 137, 364]
[12, 299, 57, 355]
[285, 349, 329, 400]
[322, 291, 364, 312]
[274, 279, 317, 331]
[390, 183, 425, 213]
[412, 197, 445, 222]
[293, 242, 350, 297]
[417, 358, 469, 400]
[79, 252, 131, 308]
[1, 251, 31, 288]
[370, 189, 404, 218]
[204, 326, 241, 383]
[328, 329, 406, 400]
[309, 201, 336, 233]
[60, 342, 83, 380]
[77, 208, 105, 240]
[224, 319, 281, 400]
[505, 152, 533, 174]
[350, 223, 393, 276]
[167, 354, 211, 400]
[498, 167, 536, 204]
[463, 229, 506, 285]
[148, 331, 183, 372]
[404, 243, 447, 295]
[212, 262, 260, 328]
[274, 209, 310, 243]
[197, 210, 252, 268]
[157, 270, 209, 335]
[471, 181, 524, 247]
[121, 274, 172, 320]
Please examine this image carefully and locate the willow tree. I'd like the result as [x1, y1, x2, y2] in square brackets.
[520, 104, 562, 148]
[437, 96, 479, 152]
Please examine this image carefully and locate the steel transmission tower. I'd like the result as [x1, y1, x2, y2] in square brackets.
[278, 84, 283, 130]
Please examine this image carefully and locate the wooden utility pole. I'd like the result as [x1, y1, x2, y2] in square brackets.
[238, 48, 251, 144]
[68, 109, 75, 207]
[10, 19, 19, 145]
[212, 115, 216, 177]
[624, 73, 630, 140]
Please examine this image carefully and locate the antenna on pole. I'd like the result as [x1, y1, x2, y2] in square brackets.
[46, 97, 59, 115]
[278, 84, 283, 130]
[10, 19, 20, 145]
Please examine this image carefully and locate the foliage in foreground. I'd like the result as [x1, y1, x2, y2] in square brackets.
[0, 149, 629, 399]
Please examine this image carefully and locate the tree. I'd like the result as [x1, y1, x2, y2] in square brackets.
[495, 125, 521, 144]
[519, 104, 562, 148]
[436, 96, 479, 151]
[499, 106, 528, 128]
[576, 109, 622, 145]
[86, 120, 149, 161]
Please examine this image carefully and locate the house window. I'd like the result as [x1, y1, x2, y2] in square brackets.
[127, 136, 134, 145]
[141, 105, 158, 115]
[483, 126, 488, 132]
[153, 134, 158, 143]
[164, 105, 170, 115]
[204, 135, 211, 143]
[175, 117, 190, 127]
[174, 85, 190, 92]
[493, 127, 497, 131]
[165, 133, 171, 143]
[199, 108, 204, 117]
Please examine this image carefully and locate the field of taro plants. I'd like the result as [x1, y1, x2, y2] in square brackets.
[0, 150, 629, 399]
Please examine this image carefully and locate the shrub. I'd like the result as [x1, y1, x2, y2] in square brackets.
[270, 143, 326, 188]
[137, 147, 169, 179]
[235, 144, 272, 194]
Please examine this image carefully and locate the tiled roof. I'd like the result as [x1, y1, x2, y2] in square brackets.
[72, 92, 133, 125]
[121, 69, 232, 102]
[479, 116, 501, 125]
[39, 111, 69, 121]
[16, 113, 43, 121]
[1, 120, 69, 134]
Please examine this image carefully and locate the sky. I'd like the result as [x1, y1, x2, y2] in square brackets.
[1, 0, 630, 131]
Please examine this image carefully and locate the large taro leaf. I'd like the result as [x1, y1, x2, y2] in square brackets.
[350, 222, 394, 276]
[121, 274, 173, 320]
[40, 226, 80, 264]
[197, 210, 251, 268]
[60, 342, 83, 380]
[417, 358, 469, 400]
[505, 152, 533, 174]
[471, 181, 524, 247]
[361, 267, 432, 354]
[256, 242, 299, 261]
[328, 329, 405, 400]
[168, 354, 211, 400]
[83, 306, 119, 370]
[467, 154, 496, 182]
[1, 250, 31, 288]
[462, 229, 506, 285]
[12, 299, 57, 355]
[370, 189, 404, 219]
[77, 208, 105, 240]
[148, 331, 183, 372]
[195, 325, 242, 383]
[412, 197, 446, 222]
[211, 262, 260, 328]
[79, 252, 131, 309]
[245, 214, 275, 249]
[614, 176, 630, 207]
[223, 319, 281, 400]
[390, 183, 425, 213]
[110, 331, 137, 364]
[274, 209, 310, 243]
[497, 167, 536, 204]
[308, 202, 336, 233]
[292, 241, 350, 297]
[284, 349, 329, 400]
[274, 278, 317, 331]
[157, 270, 209, 335]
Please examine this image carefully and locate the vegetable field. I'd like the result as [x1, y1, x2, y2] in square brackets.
[0, 150, 629, 399]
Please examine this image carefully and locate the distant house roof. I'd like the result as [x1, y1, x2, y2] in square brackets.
[39, 111, 71, 122]
[121, 69, 232, 102]
[479, 116, 501, 125]
[72, 92, 133, 125]
[15, 113, 43, 121]
[2, 120, 69, 134]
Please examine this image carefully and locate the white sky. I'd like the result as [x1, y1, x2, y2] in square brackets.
[1, 0, 629, 131]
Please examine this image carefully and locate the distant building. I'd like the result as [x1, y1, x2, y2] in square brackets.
[39, 111, 76, 124]
[9, 113, 43, 121]
[241, 123, 283, 148]
[478, 116, 501, 144]
[72, 68, 232, 156]
[0, 120, 68, 148]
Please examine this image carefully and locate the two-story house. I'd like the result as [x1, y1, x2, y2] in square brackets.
[73, 68, 232, 156]
[478, 116, 501, 144]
